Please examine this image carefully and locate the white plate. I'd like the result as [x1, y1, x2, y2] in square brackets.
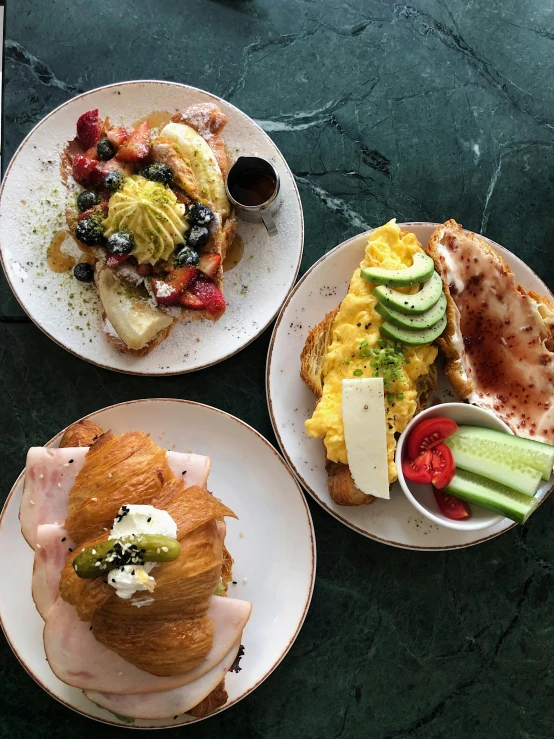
[0, 399, 315, 728]
[0, 81, 303, 375]
[266, 222, 554, 551]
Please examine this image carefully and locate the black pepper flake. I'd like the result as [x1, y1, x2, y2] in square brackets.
[61, 537, 66, 542]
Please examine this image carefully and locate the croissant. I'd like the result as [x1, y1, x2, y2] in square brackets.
[59, 430, 238, 677]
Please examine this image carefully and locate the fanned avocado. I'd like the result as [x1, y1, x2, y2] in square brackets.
[379, 313, 447, 346]
[361, 251, 434, 287]
[373, 271, 443, 315]
[375, 292, 447, 330]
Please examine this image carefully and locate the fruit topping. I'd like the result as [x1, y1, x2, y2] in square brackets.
[104, 170, 125, 193]
[96, 138, 115, 161]
[186, 279, 226, 315]
[107, 126, 133, 149]
[75, 217, 105, 246]
[106, 231, 134, 256]
[187, 225, 210, 251]
[152, 265, 197, 305]
[77, 202, 109, 221]
[178, 291, 204, 309]
[72, 154, 99, 185]
[175, 245, 200, 267]
[73, 262, 94, 283]
[76, 109, 101, 149]
[137, 263, 153, 276]
[116, 121, 151, 162]
[188, 201, 214, 226]
[197, 252, 221, 280]
[77, 190, 100, 212]
[106, 253, 130, 269]
[140, 162, 173, 185]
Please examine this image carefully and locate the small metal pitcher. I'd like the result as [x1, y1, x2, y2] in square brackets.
[225, 156, 281, 237]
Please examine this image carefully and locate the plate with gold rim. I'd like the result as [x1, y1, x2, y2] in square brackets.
[266, 222, 554, 551]
[0, 398, 315, 727]
[0, 80, 303, 375]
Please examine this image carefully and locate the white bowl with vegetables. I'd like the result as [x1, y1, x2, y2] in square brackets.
[396, 402, 554, 531]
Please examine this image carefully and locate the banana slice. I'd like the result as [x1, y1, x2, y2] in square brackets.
[98, 269, 173, 351]
[159, 122, 230, 217]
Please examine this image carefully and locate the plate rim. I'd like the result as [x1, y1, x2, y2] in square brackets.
[0, 80, 304, 376]
[265, 221, 554, 551]
[0, 397, 316, 728]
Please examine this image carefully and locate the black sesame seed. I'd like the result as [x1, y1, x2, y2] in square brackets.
[61, 537, 66, 542]
[182, 470, 187, 475]
[112, 578, 116, 583]
[147, 517, 152, 523]
[357, 322, 361, 327]
[132, 570, 135, 576]
[232, 581, 237, 585]
[90, 625, 93, 630]
[68, 548, 73, 552]
[173, 716, 178, 720]
[69, 459, 74, 463]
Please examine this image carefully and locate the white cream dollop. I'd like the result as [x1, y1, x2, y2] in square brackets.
[107, 504, 178, 601]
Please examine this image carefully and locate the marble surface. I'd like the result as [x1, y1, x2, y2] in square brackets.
[2, 1, 554, 737]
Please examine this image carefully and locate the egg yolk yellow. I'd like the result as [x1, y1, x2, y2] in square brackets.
[305, 220, 438, 482]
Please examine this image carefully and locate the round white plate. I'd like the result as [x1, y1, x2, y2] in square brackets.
[266, 222, 554, 551]
[0, 81, 303, 375]
[0, 399, 315, 728]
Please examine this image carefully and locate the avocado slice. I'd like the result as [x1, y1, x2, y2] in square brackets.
[375, 292, 447, 330]
[379, 313, 447, 346]
[361, 251, 434, 287]
[373, 271, 443, 315]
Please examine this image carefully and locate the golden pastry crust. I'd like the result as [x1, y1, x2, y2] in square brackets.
[59, 419, 105, 448]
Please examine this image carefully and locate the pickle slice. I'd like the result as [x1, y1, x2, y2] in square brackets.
[73, 534, 181, 579]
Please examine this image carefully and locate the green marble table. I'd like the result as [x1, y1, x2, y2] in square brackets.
[2, 1, 554, 737]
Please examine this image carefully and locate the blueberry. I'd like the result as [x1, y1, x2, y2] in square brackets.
[140, 163, 173, 185]
[106, 231, 134, 255]
[104, 170, 124, 193]
[187, 225, 210, 251]
[74, 263, 94, 282]
[175, 246, 200, 267]
[77, 190, 100, 212]
[96, 138, 115, 161]
[75, 217, 104, 245]
[188, 202, 214, 226]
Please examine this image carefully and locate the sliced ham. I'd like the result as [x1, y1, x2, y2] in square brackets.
[44, 595, 251, 694]
[20, 448, 87, 549]
[21, 448, 211, 550]
[32, 524, 75, 620]
[85, 640, 240, 720]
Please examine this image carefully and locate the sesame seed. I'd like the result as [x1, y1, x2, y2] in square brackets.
[36, 543, 41, 549]
[243, 577, 247, 584]
[95, 562, 101, 567]
[38, 474, 44, 480]
[161, 546, 168, 552]
[29, 500, 35, 506]
[89, 625, 93, 630]
[112, 579, 116, 583]
[61, 537, 66, 542]
[118, 671, 123, 676]
[92, 549, 97, 555]
[147, 517, 152, 523]
[68, 548, 73, 552]
[108, 473, 112, 478]
[181, 471, 186, 475]
[232, 580, 237, 585]
[69, 459, 74, 464]
[157, 548, 161, 554]
[57, 483, 62, 488]
[91, 497, 97, 501]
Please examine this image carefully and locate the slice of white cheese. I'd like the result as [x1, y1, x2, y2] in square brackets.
[342, 378, 390, 499]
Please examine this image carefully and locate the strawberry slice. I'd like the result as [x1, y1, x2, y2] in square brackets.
[116, 121, 151, 162]
[197, 252, 222, 280]
[72, 154, 99, 185]
[77, 202, 109, 221]
[106, 254, 129, 269]
[189, 279, 226, 315]
[107, 125, 134, 149]
[152, 266, 197, 305]
[77, 109, 101, 149]
[178, 291, 204, 309]
[90, 157, 134, 187]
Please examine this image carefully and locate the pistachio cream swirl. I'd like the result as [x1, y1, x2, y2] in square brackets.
[103, 175, 187, 265]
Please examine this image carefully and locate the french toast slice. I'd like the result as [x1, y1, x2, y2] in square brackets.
[428, 219, 554, 443]
[300, 307, 437, 506]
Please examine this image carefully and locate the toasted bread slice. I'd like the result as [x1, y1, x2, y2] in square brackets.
[428, 219, 554, 443]
[300, 307, 438, 506]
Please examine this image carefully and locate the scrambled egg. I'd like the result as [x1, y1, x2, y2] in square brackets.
[305, 220, 438, 482]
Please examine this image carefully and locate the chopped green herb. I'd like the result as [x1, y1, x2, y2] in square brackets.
[397, 393, 404, 400]
[353, 369, 363, 377]
[343, 358, 350, 365]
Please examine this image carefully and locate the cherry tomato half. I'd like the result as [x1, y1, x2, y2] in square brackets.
[402, 450, 434, 484]
[402, 443, 455, 488]
[433, 487, 471, 520]
[407, 417, 459, 459]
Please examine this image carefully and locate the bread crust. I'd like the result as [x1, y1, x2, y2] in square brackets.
[59, 419, 105, 448]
